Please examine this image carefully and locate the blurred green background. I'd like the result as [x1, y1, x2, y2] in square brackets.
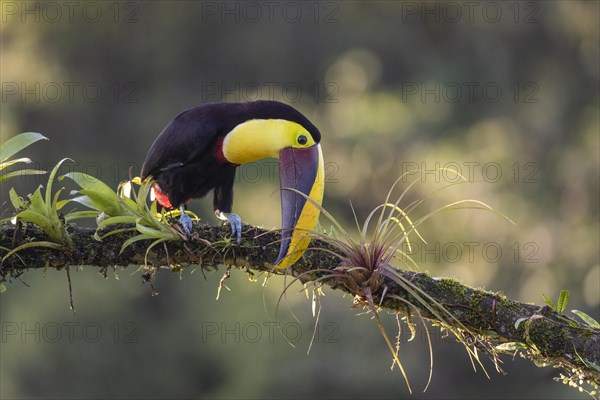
[1, 1, 598, 399]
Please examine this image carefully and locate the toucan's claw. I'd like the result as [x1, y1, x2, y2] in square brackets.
[179, 208, 193, 239]
[227, 213, 242, 244]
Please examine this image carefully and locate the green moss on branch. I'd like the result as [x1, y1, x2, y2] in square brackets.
[1, 221, 598, 388]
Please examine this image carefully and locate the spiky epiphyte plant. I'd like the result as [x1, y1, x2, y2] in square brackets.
[276, 170, 513, 393]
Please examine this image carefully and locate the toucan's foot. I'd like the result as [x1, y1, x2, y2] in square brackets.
[216, 210, 242, 244]
[227, 213, 242, 244]
[179, 208, 193, 238]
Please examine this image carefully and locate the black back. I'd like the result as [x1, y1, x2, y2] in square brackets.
[141, 100, 320, 179]
[140, 101, 321, 209]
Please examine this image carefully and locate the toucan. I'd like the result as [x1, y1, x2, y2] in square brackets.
[141, 100, 324, 268]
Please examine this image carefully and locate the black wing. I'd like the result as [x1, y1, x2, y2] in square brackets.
[141, 107, 219, 179]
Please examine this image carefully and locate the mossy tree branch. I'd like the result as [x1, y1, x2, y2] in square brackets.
[1, 221, 598, 388]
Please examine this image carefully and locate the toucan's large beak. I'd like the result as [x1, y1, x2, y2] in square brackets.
[274, 144, 324, 268]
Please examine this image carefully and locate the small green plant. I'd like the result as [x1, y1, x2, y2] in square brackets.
[540, 290, 599, 329]
[3, 158, 73, 261]
[63, 174, 187, 265]
[502, 291, 599, 399]
[542, 289, 570, 313]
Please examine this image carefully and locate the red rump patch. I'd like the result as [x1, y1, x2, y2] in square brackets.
[152, 184, 173, 209]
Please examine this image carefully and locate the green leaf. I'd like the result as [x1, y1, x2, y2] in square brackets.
[557, 314, 580, 328]
[120, 195, 139, 211]
[0, 169, 47, 184]
[0, 157, 32, 169]
[26, 187, 49, 216]
[120, 234, 154, 254]
[63, 172, 127, 217]
[64, 210, 100, 222]
[17, 209, 62, 241]
[45, 158, 71, 207]
[15, 181, 66, 244]
[542, 293, 556, 311]
[0, 283, 6, 294]
[9, 188, 24, 209]
[2, 241, 65, 262]
[557, 290, 569, 313]
[136, 180, 153, 206]
[52, 187, 66, 211]
[55, 198, 70, 211]
[69, 195, 97, 210]
[83, 189, 130, 216]
[572, 310, 600, 329]
[97, 215, 138, 230]
[63, 172, 117, 198]
[0, 132, 48, 163]
[135, 222, 169, 238]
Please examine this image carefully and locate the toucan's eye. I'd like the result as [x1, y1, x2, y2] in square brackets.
[297, 135, 308, 145]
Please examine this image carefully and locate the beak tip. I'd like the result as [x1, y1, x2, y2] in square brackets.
[274, 239, 290, 267]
